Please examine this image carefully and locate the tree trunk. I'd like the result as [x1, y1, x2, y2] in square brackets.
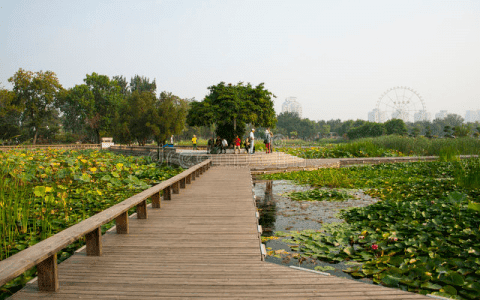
[33, 129, 38, 145]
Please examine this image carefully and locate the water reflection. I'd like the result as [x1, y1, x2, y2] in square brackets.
[255, 180, 276, 236]
[252, 178, 378, 282]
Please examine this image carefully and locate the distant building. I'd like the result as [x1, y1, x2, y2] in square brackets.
[368, 109, 387, 123]
[414, 110, 431, 122]
[281, 97, 302, 118]
[465, 110, 480, 123]
[435, 110, 448, 120]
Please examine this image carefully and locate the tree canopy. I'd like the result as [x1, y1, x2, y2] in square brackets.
[187, 82, 276, 142]
[8, 69, 63, 144]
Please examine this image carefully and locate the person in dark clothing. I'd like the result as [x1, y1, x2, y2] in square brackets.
[207, 137, 214, 153]
[215, 136, 222, 154]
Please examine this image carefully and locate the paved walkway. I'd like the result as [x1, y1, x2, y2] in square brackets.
[11, 167, 429, 299]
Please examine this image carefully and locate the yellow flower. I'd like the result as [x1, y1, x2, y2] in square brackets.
[90, 167, 97, 173]
[81, 159, 88, 164]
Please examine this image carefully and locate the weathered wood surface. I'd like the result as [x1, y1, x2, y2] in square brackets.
[10, 167, 429, 299]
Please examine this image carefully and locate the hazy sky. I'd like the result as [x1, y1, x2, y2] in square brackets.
[1, 0, 479, 121]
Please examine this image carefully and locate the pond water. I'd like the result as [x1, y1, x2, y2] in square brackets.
[253, 179, 379, 281]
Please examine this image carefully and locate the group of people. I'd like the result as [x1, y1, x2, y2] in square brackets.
[202, 128, 273, 155]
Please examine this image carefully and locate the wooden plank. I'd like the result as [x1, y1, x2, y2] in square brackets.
[180, 177, 186, 189]
[172, 182, 179, 194]
[115, 211, 129, 234]
[85, 227, 102, 256]
[163, 186, 171, 200]
[136, 200, 147, 219]
[150, 192, 160, 209]
[37, 254, 58, 292]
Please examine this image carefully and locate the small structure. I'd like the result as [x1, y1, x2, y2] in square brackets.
[101, 137, 114, 149]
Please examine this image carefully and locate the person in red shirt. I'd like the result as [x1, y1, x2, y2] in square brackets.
[234, 135, 241, 154]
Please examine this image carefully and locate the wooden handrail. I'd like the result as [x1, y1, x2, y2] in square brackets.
[0, 159, 212, 291]
[0, 144, 101, 151]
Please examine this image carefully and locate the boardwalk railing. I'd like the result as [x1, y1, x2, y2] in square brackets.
[0, 144, 101, 151]
[0, 159, 212, 292]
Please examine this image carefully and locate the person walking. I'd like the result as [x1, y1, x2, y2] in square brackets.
[191, 135, 197, 150]
[234, 135, 241, 154]
[170, 135, 174, 145]
[249, 129, 255, 154]
[265, 128, 272, 154]
[221, 138, 228, 154]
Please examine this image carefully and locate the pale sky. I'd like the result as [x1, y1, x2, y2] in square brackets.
[1, 0, 479, 121]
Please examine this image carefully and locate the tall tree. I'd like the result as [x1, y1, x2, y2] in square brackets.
[123, 91, 158, 145]
[276, 111, 302, 137]
[187, 82, 276, 143]
[57, 84, 92, 139]
[0, 88, 22, 142]
[384, 119, 408, 135]
[149, 92, 189, 145]
[8, 69, 63, 144]
[130, 75, 157, 94]
[82, 73, 123, 143]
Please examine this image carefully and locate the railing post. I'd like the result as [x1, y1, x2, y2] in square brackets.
[180, 177, 186, 189]
[151, 192, 161, 208]
[172, 181, 180, 194]
[136, 199, 147, 219]
[191, 171, 196, 181]
[163, 186, 171, 200]
[115, 211, 129, 234]
[37, 254, 59, 292]
[86, 227, 102, 256]
[186, 174, 191, 184]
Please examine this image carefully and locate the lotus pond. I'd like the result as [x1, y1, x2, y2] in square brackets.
[0, 149, 183, 299]
[258, 159, 480, 300]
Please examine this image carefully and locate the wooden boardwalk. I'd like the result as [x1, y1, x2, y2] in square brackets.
[10, 167, 430, 299]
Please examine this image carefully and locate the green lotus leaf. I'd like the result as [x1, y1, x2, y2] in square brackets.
[420, 282, 442, 290]
[441, 285, 457, 295]
[381, 274, 402, 287]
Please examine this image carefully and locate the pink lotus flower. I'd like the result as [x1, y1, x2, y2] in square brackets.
[371, 244, 379, 250]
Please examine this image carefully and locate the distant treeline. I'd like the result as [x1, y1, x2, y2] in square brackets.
[0, 69, 204, 145]
[275, 111, 480, 140]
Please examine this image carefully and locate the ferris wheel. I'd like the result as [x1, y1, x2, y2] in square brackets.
[376, 86, 426, 123]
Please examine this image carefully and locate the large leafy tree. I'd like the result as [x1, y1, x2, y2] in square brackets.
[187, 82, 276, 143]
[149, 92, 189, 145]
[0, 88, 22, 142]
[83, 73, 123, 143]
[8, 69, 63, 144]
[115, 91, 159, 146]
[276, 111, 301, 137]
[384, 118, 408, 135]
[57, 84, 92, 141]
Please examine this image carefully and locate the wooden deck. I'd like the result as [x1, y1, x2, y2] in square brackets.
[10, 167, 430, 299]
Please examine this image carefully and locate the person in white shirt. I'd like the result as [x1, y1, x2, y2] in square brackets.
[249, 129, 255, 154]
